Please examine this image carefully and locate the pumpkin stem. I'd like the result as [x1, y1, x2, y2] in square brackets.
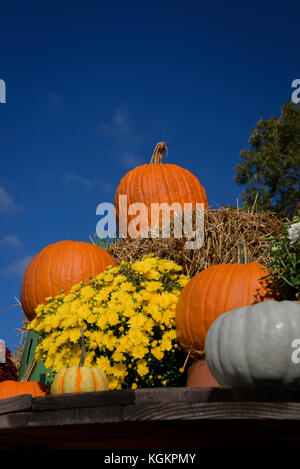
[79, 328, 86, 367]
[149, 142, 168, 164]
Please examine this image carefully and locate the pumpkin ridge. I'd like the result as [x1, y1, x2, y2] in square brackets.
[157, 165, 171, 208]
[127, 167, 138, 225]
[179, 166, 195, 208]
[182, 278, 194, 351]
[59, 369, 66, 394]
[242, 306, 252, 383]
[23, 252, 39, 320]
[184, 276, 198, 352]
[127, 169, 136, 227]
[144, 166, 152, 229]
[75, 367, 82, 392]
[32, 254, 40, 316]
[216, 314, 225, 381]
[58, 242, 67, 291]
[144, 165, 153, 229]
[285, 306, 296, 379]
[48, 243, 58, 299]
[224, 264, 236, 311]
[201, 268, 215, 346]
[55, 242, 65, 296]
[69, 241, 78, 287]
[35, 250, 46, 316]
[83, 242, 90, 284]
[170, 164, 183, 208]
[92, 369, 99, 391]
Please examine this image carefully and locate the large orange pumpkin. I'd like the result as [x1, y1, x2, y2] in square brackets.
[0, 381, 49, 399]
[176, 262, 271, 356]
[21, 240, 116, 320]
[114, 142, 208, 237]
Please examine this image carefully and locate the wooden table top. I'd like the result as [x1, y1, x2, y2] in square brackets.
[1, 387, 300, 448]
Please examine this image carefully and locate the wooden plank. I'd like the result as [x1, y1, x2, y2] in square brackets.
[20, 356, 37, 382]
[31, 387, 300, 412]
[134, 387, 300, 403]
[33, 386, 300, 412]
[4, 399, 300, 431]
[32, 389, 134, 411]
[0, 394, 32, 416]
[0, 405, 125, 429]
[125, 402, 300, 421]
[0, 413, 30, 431]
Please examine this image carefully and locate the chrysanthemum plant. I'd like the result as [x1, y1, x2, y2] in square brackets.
[28, 255, 189, 390]
[262, 211, 300, 301]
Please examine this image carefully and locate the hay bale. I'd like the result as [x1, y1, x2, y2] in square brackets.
[107, 209, 283, 278]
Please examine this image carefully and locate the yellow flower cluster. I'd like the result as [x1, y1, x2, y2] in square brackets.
[28, 255, 189, 389]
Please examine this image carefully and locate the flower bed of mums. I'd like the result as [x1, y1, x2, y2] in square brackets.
[28, 255, 189, 390]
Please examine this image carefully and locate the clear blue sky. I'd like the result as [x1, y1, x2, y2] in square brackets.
[0, 0, 298, 350]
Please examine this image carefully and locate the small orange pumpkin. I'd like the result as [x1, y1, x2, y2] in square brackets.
[21, 240, 116, 320]
[114, 142, 208, 237]
[0, 381, 49, 399]
[176, 262, 271, 355]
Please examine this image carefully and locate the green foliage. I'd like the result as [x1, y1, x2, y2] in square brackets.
[89, 232, 119, 250]
[262, 212, 300, 300]
[234, 102, 300, 218]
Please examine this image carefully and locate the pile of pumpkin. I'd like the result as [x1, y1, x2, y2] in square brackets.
[1, 141, 300, 401]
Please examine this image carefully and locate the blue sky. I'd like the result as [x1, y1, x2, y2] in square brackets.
[0, 0, 299, 350]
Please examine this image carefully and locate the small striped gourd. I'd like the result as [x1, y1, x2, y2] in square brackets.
[51, 329, 109, 394]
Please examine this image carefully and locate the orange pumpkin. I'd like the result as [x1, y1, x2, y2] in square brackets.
[21, 240, 116, 320]
[186, 360, 220, 387]
[0, 380, 49, 399]
[176, 262, 271, 355]
[114, 142, 208, 237]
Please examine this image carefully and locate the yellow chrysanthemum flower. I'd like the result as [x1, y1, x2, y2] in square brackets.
[107, 311, 120, 326]
[128, 313, 147, 329]
[151, 346, 164, 360]
[136, 359, 149, 377]
[130, 344, 148, 359]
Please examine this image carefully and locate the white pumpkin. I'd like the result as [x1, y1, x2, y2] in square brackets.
[205, 300, 300, 387]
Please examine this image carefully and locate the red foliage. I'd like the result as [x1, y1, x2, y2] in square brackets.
[0, 348, 18, 382]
